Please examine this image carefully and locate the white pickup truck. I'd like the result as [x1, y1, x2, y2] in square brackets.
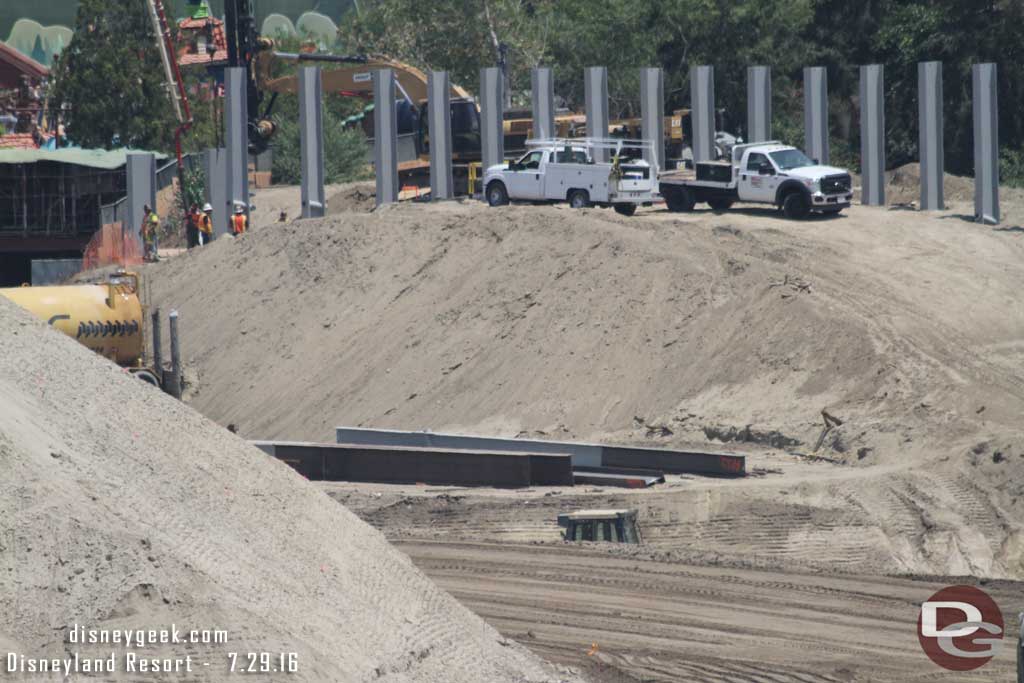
[659, 142, 853, 219]
[483, 138, 658, 216]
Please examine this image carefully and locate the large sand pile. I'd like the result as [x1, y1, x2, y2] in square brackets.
[143, 195, 1024, 578]
[0, 296, 583, 682]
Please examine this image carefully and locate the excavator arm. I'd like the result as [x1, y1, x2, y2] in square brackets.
[260, 56, 471, 105]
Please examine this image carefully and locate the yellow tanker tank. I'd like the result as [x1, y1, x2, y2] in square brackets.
[0, 272, 144, 366]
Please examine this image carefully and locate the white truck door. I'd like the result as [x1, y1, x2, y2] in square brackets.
[738, 151, 779, 203]
[504, 150, 545, 200]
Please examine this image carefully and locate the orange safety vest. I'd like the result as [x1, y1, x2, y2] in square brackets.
[199, 214, 213, 235]
[231, 213, 247, 235]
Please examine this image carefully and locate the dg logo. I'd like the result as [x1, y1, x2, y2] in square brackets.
[917, 585, 1004, 671]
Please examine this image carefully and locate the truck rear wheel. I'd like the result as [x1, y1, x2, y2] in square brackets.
[782, 192, 811, 219]
[614, 203, 637, 217]
[568, 189, 591, 209]
[707, 198, 734, 211]
[665, 186, 695, 212]
[486, 181, 509, 207]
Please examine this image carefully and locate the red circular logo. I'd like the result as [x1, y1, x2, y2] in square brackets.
[917, 585, 1004, 671]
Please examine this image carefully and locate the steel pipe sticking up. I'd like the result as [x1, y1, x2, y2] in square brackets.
[151, 307, 163, 385]
[168, 309, 182, 399]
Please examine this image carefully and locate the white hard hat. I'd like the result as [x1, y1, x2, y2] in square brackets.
[203, 203, 213, 212]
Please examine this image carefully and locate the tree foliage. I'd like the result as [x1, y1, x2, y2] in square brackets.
[50, 0, 177, 150]
[269, 91, 371, 186]
[44, 0, 1024, 185]
[343, 0, 1024, 182]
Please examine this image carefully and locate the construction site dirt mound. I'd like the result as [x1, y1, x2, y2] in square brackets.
[144, 198, 1024, 578]
[0, 296, 584, 683]
[853, 161, 1024, 209]
[247, 180, 375, 227]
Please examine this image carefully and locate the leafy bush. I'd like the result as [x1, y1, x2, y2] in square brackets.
[999, 148, 1024, 188]
[270, 98, 371, 186]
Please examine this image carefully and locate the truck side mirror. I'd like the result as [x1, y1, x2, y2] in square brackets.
[758, 162, 773, 176]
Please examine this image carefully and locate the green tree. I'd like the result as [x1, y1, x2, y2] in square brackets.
[269, 93, 371, 185]
[340, 0, 551, 105]
[49, 0, 177, 151]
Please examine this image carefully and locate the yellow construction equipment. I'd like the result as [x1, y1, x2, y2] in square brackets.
[0, 271, 168, 389]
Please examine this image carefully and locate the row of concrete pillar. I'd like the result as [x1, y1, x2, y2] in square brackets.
[127, 60, 996, 246]
[368, 62, 1000, 223]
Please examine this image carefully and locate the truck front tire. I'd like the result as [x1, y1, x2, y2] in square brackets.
[568, 189, 591, 209]
[665, 186, 696, 212]
[486, 182, 509, 207]
[782, 192, 811, 219]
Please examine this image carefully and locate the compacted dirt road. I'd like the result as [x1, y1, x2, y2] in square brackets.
[398, 540, 1024, 683]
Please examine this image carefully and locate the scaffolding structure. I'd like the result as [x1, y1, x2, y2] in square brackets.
[0, 160, 124, 238]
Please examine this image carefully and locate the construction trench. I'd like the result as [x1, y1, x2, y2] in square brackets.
[254, 430, 745, 488]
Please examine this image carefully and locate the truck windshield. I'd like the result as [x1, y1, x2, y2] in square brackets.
[769, 149, 814, 170]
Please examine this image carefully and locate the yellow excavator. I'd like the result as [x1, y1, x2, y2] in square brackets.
[255, 53, 483, 164]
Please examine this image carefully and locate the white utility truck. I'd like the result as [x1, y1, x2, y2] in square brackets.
[483, 138, 658, 216]
[659, 141, 853, 219]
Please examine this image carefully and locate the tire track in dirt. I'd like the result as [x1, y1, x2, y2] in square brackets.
[397, 540, 1023, 683]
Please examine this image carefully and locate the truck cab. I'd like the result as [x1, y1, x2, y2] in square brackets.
[483, 138, 658, 216]
[736, 143, 853, 213]
[660, 141, 853, 219]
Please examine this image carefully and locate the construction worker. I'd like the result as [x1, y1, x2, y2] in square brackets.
[231, 206, 247, 236]
[185, 203, 200, 248]
[140, 205, 159, 262]
[198, 203, 214, 246]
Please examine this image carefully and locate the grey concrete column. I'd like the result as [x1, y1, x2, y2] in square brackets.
[972, 63, 999, 224]
[585, 66, 609, 161]
[640, 67, 664, 171]
[428, 70, 454, 200]
[531, 67, 555, 141]
[859, 65, 885, 206]
[203, 148, 228, 237]
[299, 66, 325, 218]
[803, 66, 829, 164]
[224, 67, 250, 225]
[918, 61, 945, 211]
[480, 67, 504, 172]
[373, 68, 398, 206]
[126, 152, 156, 253]
[690, 65, 715, 162]
[747, 66, 771, 143]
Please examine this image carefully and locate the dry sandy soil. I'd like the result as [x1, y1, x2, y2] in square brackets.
[146, 174, 1024, 576]
[0, 297, 585, 683]
[248, 181, 377, 226]
[326, 479, 1024, 682]
[123, 171, 1024, 680]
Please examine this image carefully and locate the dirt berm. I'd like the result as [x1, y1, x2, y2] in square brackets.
[0, 297, 584, 682]
[144, 186, 1024, 579]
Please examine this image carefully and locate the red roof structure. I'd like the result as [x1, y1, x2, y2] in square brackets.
[0, 133, 39, 150]
[176, 15, 228, 67]
[0, 43, 49, 90]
